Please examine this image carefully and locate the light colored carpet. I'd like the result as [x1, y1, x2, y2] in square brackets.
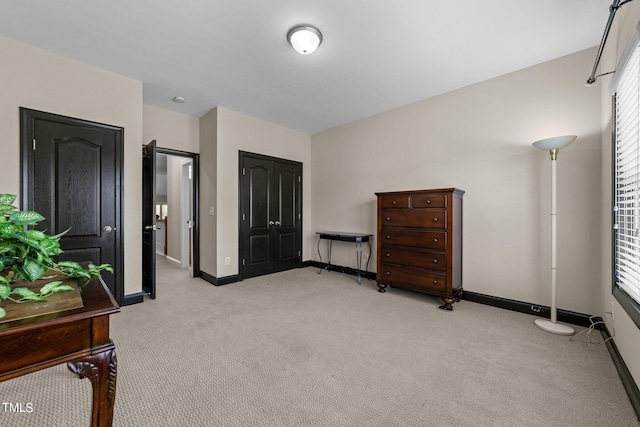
[0, 257, 638, 426]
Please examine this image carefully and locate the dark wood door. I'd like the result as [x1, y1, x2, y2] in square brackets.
[20, 108, 123, 302]
[240, 152, 302, 279]
[142, 140, 157, 299]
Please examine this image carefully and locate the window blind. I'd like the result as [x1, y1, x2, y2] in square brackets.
[614, 40, 640, 305]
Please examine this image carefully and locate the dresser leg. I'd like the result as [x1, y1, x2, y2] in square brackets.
[438, 297, 455, 311]
[438, 290, 463, 311]
[377, 282, 387, 293]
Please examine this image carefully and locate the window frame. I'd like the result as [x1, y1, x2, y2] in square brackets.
[611, 22, 640, 329]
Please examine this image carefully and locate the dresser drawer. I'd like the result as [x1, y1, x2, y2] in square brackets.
[411, 194, 446, 209]
[381, 209, 446, 229]
[380, 228, 446, 250]
[379, 263, 447, 292]
[380, 195, 410, 209]
[380, 246, 447, 271]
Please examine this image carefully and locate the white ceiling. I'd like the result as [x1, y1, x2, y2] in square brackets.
[0, 0, 608, 134]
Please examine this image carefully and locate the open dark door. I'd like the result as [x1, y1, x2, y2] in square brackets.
[142, 140, 156, 299]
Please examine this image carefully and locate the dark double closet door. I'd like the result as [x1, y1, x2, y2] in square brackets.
[240, 151, 302, 279]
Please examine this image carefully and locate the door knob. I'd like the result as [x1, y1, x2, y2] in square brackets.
[269, 221, 275, 225]
[144, 225, 157, 231]
[275, 220, 280, 226]
[103, 225, 114, 233]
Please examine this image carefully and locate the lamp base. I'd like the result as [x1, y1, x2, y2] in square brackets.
[534, 318, 575, 336]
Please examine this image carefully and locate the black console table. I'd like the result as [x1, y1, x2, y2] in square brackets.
[316, 232, 373, 284]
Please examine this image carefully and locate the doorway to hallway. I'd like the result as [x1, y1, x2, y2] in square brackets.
[142, 145, 200, 300]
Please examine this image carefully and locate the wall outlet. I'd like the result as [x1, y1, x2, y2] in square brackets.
[224, 257, 230, 266]
[611, 301, 615, 321]
[209, 206, 215, 216]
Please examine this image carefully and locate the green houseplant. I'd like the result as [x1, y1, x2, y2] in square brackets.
[0, 194, 112, 319]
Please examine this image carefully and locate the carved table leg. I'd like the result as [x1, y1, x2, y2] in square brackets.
[68, 345, 117, 427]
[377, 282, 387, 293]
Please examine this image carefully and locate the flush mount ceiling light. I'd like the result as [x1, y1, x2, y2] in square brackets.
[287, 25, 322, 55]
[173, 96, 185, 103]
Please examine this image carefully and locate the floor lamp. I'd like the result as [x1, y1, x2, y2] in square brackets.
[532, 135, 577, 336]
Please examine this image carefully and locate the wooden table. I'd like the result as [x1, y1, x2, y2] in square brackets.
[0, 276, 120, 426]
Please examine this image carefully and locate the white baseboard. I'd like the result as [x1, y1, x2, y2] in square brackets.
[166, 256, 181, 265]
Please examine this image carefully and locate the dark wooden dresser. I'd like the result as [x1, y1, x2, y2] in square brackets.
[375, 188, 464, 310]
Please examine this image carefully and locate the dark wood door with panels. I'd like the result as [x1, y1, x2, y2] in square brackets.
[20, 108, 124, 303]
[239, 151, 302, 279]
[142, 139, 157, 299]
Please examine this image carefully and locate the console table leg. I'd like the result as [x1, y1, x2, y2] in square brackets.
[68, 346, 117, 427]
[316, 236, 323, 275]
[355, 239, 362, 284]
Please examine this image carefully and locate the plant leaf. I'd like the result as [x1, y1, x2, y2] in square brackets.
[0, 307, 5, 319]
[11, 287, 39, 297]
[39, 239, 62, 256]
[51, 285, 74, 293]
[19, 259, 44, 282]
[0, 283, 10, 299]
[39, 280, 64, 296]
[25, 229, 46, 241]
[0, 194, 17, 206]
[56, 260, 82, 270]
[13, 233, 42, 250]
[9, 211, 45, 225]
[0, 223, 22, 236]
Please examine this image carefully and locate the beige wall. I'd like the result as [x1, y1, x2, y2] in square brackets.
[143, 104, 200, 153]
[599, 2, 640, 391]
[0, 36, 144, 295]
[143, 104, 199, 268]
[199, 108, 218, 276]
[311, 48, 602, 316]
[215, 107, 311, 278]
[166, 155, 182, 261]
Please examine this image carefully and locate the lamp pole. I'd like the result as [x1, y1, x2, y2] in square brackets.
[532, 136, 576, 335]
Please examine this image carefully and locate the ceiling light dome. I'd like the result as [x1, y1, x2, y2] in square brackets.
[287, 25, 322, 55]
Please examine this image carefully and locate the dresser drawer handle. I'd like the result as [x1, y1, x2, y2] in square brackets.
[426, 200, 431, 204]
[433, 218, 439, 222]
[433, 280, 438, 284]
[433, 259, 438, 263]
[433, 238, 438, 243]
[386, 271, 391, 275]
[392, 200, 397, 205]
[386, 216, 391, 221]
[386, 253, 391, 257]
[386, 235, 391, 239]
